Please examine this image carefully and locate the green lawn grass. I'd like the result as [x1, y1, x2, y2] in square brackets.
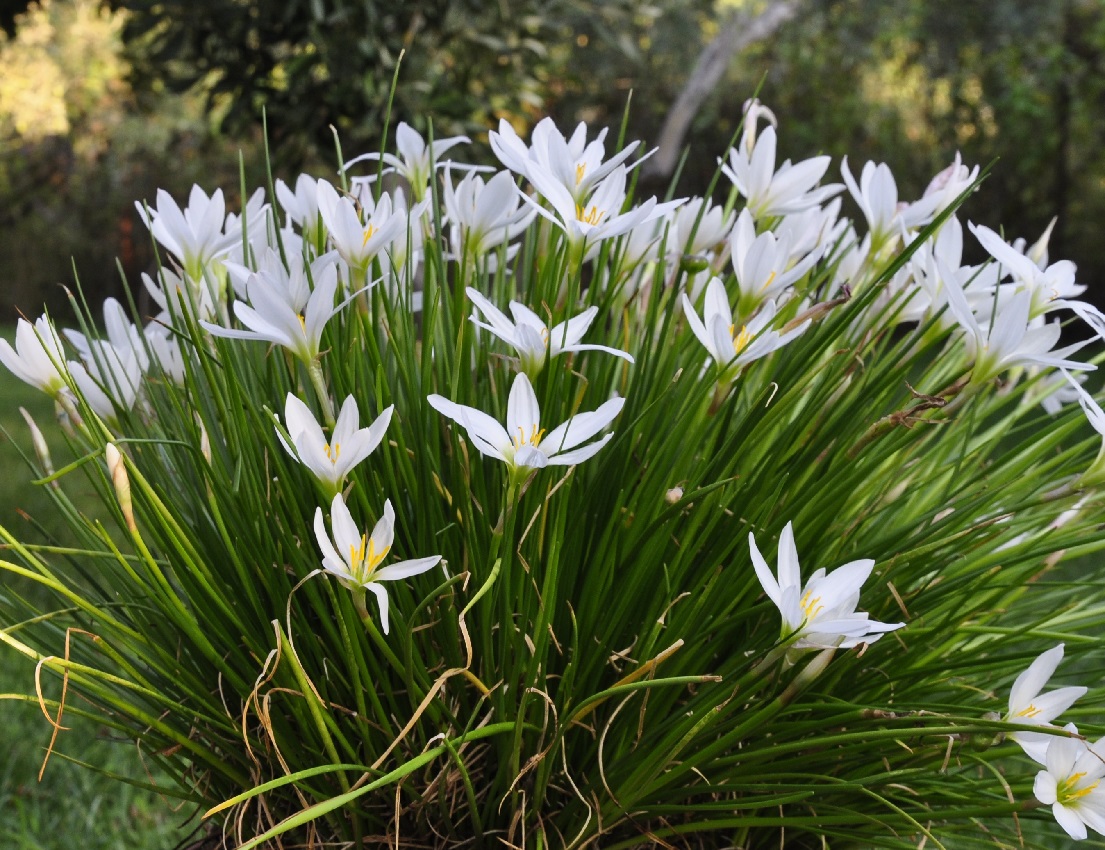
[0, 329, 195, 849]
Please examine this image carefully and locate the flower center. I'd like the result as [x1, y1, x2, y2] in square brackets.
[511, 424, 546, 450]
[800, 590, 825, 621]
[325, 442, 341, 462]
[1057, 772, 1100, 805]
[349, 533, 390, 583]
[1014, 703, 1041, 719]
[575, 204, 606, 226]
[361, 223, 379, 247]
[730, 323, 753, 354]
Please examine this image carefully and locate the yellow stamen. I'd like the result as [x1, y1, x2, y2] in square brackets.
[1014, 703, 1042, 719]
[800, 590, 824, 620]
[298, 314, 307, 333]
[349, 532, 391, 583]
[758, 270, 778, 294]
[1058, 772, 1100, 803]
[325, 442, 341, 462]
[575, 204, 605, 226]
[575, 163, 586, 185]
[730, 323, 753, 354]
[511, 424, 546, 450]
[361, 223, 378, 247]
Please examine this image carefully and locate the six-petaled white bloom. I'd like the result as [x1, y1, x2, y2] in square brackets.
[316, 180, 407, 282]
[0, 315, 69, 397]
[427, 372, 624, 474]
[1033, 725, 1105, 841]
[346, 121, 475, 202]
[442, 169, 536, 265]
[136, 185, 241, 281]
[466, 287, 633, 377]
[682, 277, 807, 382]
[313, 495, 441, 634]
[278, 393, 393, 497]
[1004, 644, 1087, 764]
[749, 521, 904, 655]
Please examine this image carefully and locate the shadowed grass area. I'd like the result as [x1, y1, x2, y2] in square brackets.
[0, 328, 193, 849]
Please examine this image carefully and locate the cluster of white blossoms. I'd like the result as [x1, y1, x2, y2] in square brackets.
[6, 104, 1105, 838]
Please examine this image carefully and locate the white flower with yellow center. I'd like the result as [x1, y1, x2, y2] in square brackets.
[313, 495, 441, 634]
[749, 521, 903, 654]
[277, 393, 393, 498]
[1033, 725, 1105, 841]
[427, 372, 624, 473]
[316, 179, 407, 280]
[135, 185, 241, 282]
[1005, 644, 1088, 764]
[682, 277, 807, 381]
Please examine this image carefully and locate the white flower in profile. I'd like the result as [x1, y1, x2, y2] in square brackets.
[201, 264, 349, 364]
[490, 116, 642, 204]
[944, 283, 1094, 385]
[442, 168, 535, 266]
[748, 521, 904, 654]
[466, 287, 633, 377]
[345, 121, 474, 202]
[277, 393, 393, 497]
[313, 495, 441, 634]
[1033, 725, 1105, 841]
[276, 173, 324, 246]
[841, 158, 942, 251]
[729, 210, 821, 307]
[144, 326, 187, 385]
[0, 315, 69, 397]
[427, 372, 624, 474]
[1004, 644, 1087, 764]
[682, 277, 807, 381]
[64, 297, 149, 373]
[142, 266, 217, 326]
[223, 187, 275, 267]
[316, 179, 407, 281]
[135, 186, 241, 281]
[672, 197, 734, 256]
[922, 152, 980, 216]
[69, 341, 143, 421]
[720, 125, 841, 221]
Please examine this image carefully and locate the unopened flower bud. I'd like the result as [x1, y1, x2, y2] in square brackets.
[664, 486, 684, 504]
[106, 443, 136, 533]
[19, 407, 55, 480]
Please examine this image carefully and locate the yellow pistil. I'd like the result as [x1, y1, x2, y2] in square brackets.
[800, 590, 824, 620]
[511, 424, 546, 450]
[575, 163, 586, 185]
[1058, 772, 1099, 804]
[730, 323, 753, 354]
[348, 533, 390, 583]
[324, 442, 341, 462]
[298, 314, 307, 333]
[575, 204, 605, 226]
[758, 270, 778, 294]
[361, 223, 378, 247]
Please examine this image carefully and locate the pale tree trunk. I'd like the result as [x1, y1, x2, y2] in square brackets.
[644, 0, 803, 180]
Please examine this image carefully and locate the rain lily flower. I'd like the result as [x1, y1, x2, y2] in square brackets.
[442, 169, 536, 265]
[466, 287, 633, 376]
[841, 158, 942, 252]
[683, 277, 807, 381]
[729, 209, 822, 308]
[313, 495, 441, 634]
[671, 197, 734, 257]
[922, 152, 980, 216]
[276, 173, 324, 247]
[721, 125, 841, 221]
[277, 393, 393, 497]
[142, 266, 217, 327]
[1033, 725, 1105, 841]
[748, 521, 904, 656]
[69, 341, 143, 422]
[201, 264, 349, 365]
[1004, 644, 1087, 764]
[136, 186, 241, 281]
[345, 121, 474, 202]
[145, 326, 187, 384]
[427, 372, 624, 475]
[0, 315, 69, 397]
[490, 116, 643, 204]
[1060, 370, 1105, 488]
[316, 180, 407, 284]
[944, 283, 1094, 385]
[65, 297, 149, 374]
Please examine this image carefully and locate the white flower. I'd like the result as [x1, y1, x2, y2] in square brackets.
[313, 495, 441, 634]
[672, 197, 734, 257]
[922, 152, 980, 216]
[442, 169, 535, 264]
[144, 326, 187, 384]
[748, 521, 904, 653]
[841, 158, 942, 251]
[427, 372, 624, 473]
[720, 126, 841, 221]
[345, 122, 474, 202]
[729, 209, 822, 307]
[201, 264, 348, 364]
[136, 186, 240, 281]
[490, 116, 642, 204]
[1033, 725, 1105, 841]
[277, 393, 393, 496]
[682, 277, 807, 381]
[0, 315, 69, 396]
[142, 266, 217, 327]
[276, 173, 324, 246]
[466, 287, 633, 376]
[944, 284, 1094, 384]
[316, 179, 406, 280]
[1004, 644, 1087, 764]
[65, 297, 149, 373]
[69, 341, 143, 421]
[970, 222, 1084, 318]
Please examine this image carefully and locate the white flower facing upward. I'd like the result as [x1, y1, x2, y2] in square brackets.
[427, 372, 624, 476]
[345, 121, 474, 202]
[749, 522, 904, 655]
[466, 287, 633, 376]
[682, 277, 807, 382]
[1033, 725, 1105, 841]
[136, 186, 241, 281]
[313, 495, 441, 634]
[316, 180, 407, 282]
[277, 393, 393, 497]
[442, 169, 536, 265]
[0, 315, 69, 397]
[1004, 644, 1087, 764]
